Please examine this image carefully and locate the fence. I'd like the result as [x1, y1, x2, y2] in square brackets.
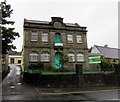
[83, 67, 115, 73]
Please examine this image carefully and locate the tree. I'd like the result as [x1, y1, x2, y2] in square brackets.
[59, 52, 69, 71]
[88, 47, 92, 53]
[118, 59, 120, 64]
[1, 2, 19, 54]
[100, 59, 113, 72]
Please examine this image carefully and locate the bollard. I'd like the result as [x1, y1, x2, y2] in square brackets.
[76, 64, 84, 87]
[114, 64, 120, 86]
[76, 64, 83, 75]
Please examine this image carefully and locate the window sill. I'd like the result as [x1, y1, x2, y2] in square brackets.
[41, 61, 50, 63]
[42, 41, 48, 43]
[42, 42, 49, 44]
[76, 42, 82, 44]
[68, 61, 75, 63]
[77, 61, 85, 63]
[31, 40, 38, 42]
[68, 43, 74, 44]
[29, 61, 39, 63]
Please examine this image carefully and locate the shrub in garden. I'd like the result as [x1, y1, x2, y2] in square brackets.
[44, 65, 53, 71]
[26, 62, 44, 73]
[100, 59, 114, 72]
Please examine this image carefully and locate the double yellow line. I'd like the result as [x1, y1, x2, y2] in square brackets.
[41, 88, 119, 95]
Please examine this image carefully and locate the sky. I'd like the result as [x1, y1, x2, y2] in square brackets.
[4, 0, 119, 51]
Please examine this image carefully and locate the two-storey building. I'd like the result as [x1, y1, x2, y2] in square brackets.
[23, 17, 89, 71]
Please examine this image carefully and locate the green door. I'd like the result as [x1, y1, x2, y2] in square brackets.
[55, 52, 62, 69]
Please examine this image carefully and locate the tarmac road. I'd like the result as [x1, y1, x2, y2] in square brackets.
[2, 64, 120, 102]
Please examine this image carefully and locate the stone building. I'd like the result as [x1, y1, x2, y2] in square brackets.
[22, 17, 89, 71]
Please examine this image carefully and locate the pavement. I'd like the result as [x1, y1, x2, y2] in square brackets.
[34, 86, 119, 95]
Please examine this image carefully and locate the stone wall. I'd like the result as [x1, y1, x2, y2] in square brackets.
[24, 72, 120, 88]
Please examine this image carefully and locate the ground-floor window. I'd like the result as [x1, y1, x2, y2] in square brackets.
[10, 58, 14, 64]
[28, 51, 85, 64]
[68, 53, 75, 62]
[77, 53, 84, 62]
[29, 52, 39, 62]
[41, 52, 50, 62]
[18, 60, 21, 64]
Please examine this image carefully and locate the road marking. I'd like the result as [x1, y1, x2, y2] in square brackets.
[34, 87, 41, 94]
[42, 89, 119, 95]
[108, 99, 119, 100]
[10, 86, 15, 89]
[17, 82, 22, 85]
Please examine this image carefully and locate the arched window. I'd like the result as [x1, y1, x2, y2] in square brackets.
[29, 51, 39, 62]
[54, 33, 63, 47]
[68, 53, 75, 62]
[41, 52, 50, 62]
[77, 53, 84, 62]
[54, 33, 62, 43]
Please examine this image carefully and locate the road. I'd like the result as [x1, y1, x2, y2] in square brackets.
[2, 64, 120, 101]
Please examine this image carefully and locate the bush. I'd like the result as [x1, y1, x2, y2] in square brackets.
[51, 68, 72, 72]
[25, 62, 44, 73]
[100, 59, 114, 72]
[28, 62, 44, 69]
[44, 65, 53, 71]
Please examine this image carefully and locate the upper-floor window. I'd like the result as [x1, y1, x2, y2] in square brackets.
[77, 53, 84, 62]
[68, 53, 75, 62]
[29, 51, 39, 62]
[42, 32, 48, 42]
[41, 52, 50, 62]
[54, 33, 63, 46]
[67, 35, 73, 43]
[76, 35, 82, 43]
[31, 31, 38, 41]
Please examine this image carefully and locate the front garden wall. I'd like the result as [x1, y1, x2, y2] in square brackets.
[25, 73, 120, 88]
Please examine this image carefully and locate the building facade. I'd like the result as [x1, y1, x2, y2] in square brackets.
[23, 17, 89, 71]
[8, 55, 22, 65]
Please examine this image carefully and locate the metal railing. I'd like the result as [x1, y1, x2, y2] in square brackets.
[83, 67, 115, 73]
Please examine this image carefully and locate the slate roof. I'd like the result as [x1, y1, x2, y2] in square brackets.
[25, 19, 50, 24]
[95, 45, 120, 59]
[24, 19, 80, 27]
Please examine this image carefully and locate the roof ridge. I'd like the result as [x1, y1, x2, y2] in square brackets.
[94, 45, 119, 50]
[26, 19, 50, 22]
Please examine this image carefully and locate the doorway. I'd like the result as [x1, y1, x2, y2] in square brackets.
[54, 52, 62, 69]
